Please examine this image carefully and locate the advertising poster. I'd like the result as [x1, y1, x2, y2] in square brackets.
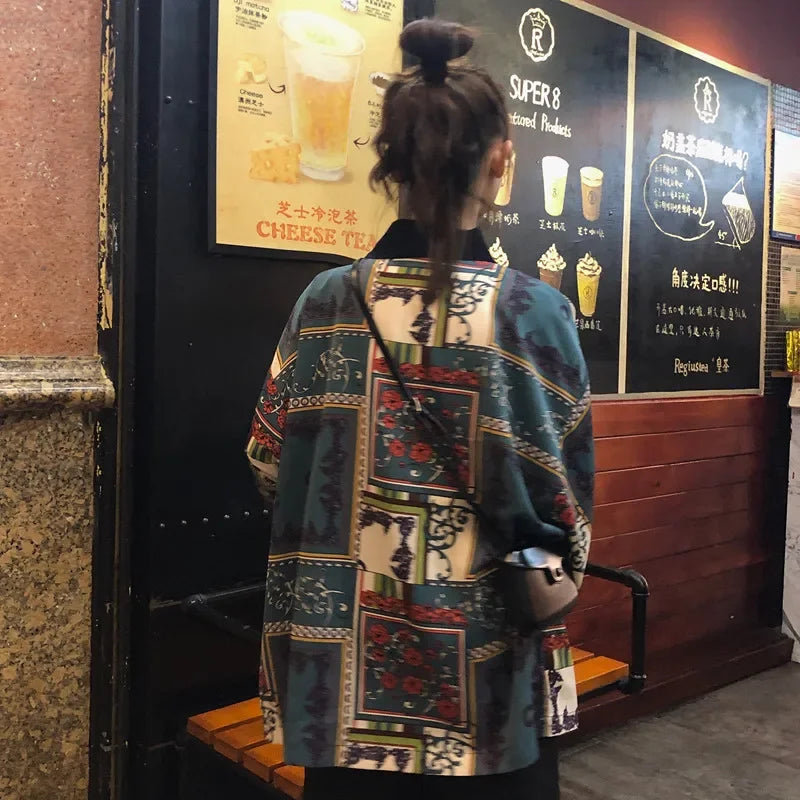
[773, 130, 800, 241]
[625, 36, 768, 393]
[781, 246, 800, 324]
[211, 0, 402, 259]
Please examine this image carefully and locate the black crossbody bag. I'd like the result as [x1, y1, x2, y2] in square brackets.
[347, 261, 578, 630]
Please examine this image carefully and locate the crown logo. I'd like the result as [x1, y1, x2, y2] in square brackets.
[519, 8, 555, 63]
[694, 76, 720, 124]
[530, 9, 548, 30]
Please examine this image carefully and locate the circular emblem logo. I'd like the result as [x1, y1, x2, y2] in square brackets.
[519, 8, 555, 64]
[694, 76, 720, 124]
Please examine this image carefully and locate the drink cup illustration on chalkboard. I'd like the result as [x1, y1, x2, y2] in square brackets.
[489, 237, 509, 268]
[580, 167, 603, 222]
[494, 151, 516, 207]
[576, 253, 602, 317]
[537, 244, 567, 290]
[721, 177, 756, 247]
[542, 156, 569, 216]
[279, 11, 365, 182]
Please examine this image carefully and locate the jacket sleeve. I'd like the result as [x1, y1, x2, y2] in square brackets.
[549, 293, 593, 589]
[245, 298, 303, 504]
[560, 378, 593, 589]
[502, 285, 594, 589]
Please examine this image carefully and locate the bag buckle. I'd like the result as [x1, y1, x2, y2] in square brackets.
[547, 565, 565, 584]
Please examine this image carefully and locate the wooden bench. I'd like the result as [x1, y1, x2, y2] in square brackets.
[184, 649, 628, 799]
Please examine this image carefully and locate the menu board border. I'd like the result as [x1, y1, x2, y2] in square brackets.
[616, 28, 637, 395]
[208, 0, 224, 256]
[762, 89, 775, 393]
[553, 0, 770, 399]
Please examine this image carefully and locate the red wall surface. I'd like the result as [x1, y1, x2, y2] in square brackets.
[591, 0, 800, 90]
[0, 0, 100, 355]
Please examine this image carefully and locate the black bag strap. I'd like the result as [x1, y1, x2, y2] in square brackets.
[347, 260, 568, 569]
[347, 260, 484, 517]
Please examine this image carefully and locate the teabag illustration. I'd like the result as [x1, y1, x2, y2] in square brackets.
[722, 177, 756, 247]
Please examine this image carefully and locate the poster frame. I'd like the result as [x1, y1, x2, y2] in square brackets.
[562, 0, 771, 398]
[771, 128, 800, 243]
[475, 0, 770, 399]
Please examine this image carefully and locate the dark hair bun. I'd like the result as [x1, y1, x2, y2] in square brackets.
[400, 19, 474, 84]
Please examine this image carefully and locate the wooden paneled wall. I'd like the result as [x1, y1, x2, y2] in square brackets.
[568, 396, 777, 663]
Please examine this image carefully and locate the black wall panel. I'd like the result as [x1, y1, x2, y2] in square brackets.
[130, 1, 431, 797]
[132, 0, 329, 795]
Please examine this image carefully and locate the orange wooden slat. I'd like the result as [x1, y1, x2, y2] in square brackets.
[595, 426, 761, 471]
[594, 453, 762, 505]
[242, 743, 286, 782]
[187, 698, 262, 743]
[575, 656, 628, 695]
[274, 765, 305, 799]
[593, 396, 765, 437]
[570, 647, 594, 663]
[212, 719, 267, 763]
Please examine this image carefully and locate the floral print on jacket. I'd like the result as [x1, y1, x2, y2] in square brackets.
[247, 258, 593, 775]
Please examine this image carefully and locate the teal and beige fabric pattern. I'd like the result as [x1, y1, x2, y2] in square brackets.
[247, 258, 593, 775]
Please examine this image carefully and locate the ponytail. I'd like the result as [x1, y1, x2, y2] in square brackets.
[370, 19, 508, 304]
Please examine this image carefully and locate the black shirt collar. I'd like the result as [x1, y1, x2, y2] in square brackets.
[367, 219, 494, 263]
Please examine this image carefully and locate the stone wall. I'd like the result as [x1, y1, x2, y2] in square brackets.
[0, 0, 105, 794]
[0, 360, 112, 799]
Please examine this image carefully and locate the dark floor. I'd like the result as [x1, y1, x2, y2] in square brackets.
[561, 663, 800, 800]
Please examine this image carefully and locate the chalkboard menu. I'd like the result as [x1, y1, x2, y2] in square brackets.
[434, 0, 769, 396]
[627, 36, 768, 392]
[438, 0, 628, 394]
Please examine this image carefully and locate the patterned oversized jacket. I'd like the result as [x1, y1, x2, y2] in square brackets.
[246, 239, 594, 776]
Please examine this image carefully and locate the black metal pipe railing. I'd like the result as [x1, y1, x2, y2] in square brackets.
[585, 562, 649, 695]
[182, 563, 649, 696]
[181, 584, 263, 645]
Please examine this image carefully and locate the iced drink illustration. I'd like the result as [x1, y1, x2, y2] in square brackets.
[279, 11, 365, 182]
[489, 237, 509, 268]
[542, 156, 569, 216]
[576, 253, 602, 317]
[537, 244, 567, 290]
[580, 167, 603, 222]
[722, 177, 756, 246]
[494, 151, 516, 206]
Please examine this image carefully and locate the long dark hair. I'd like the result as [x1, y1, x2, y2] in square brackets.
[370, 19, 509, 304]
